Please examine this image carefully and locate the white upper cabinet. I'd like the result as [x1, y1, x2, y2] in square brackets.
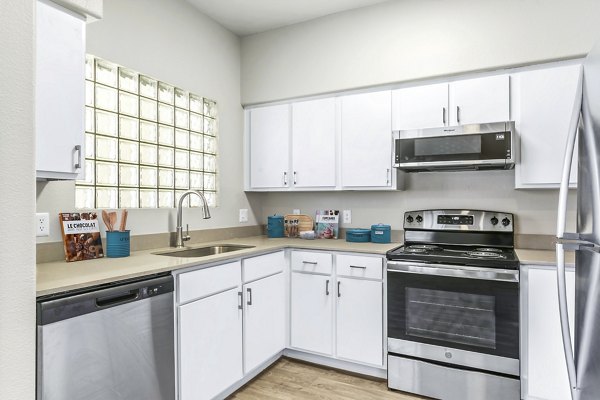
[514, 64, 581, 189]
[392, 75, 510, 131]
[392, 83, 448, 130]
[292, 98, 336, 188]
[341, 91, 395, 188]
[248, 104, 290, 189]
[448, 75, 510, 126]
[36, 0, 86, 180]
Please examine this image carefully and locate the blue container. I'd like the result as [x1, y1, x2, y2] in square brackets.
[267, 215, 285, 238]
[371, 224, 391, 243]
[346, 228, 371, 243]
[106, 230, 130, 258]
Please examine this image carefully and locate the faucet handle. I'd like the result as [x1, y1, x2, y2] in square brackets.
[183, 224, 191, 242]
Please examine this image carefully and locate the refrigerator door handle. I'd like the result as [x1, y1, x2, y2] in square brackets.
[557, 65, 583, 239]
[556, 242, 578, 399]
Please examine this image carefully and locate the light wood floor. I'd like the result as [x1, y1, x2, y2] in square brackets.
[229, 358, 427, 400]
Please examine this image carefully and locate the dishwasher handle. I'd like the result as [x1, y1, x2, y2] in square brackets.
[96, 289, 140, 308]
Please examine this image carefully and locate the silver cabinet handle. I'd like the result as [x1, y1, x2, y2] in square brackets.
[302, 261, 317, 265]
[325, 279, 330, 296]
[293, 171, 297, 184]
[238, 291, 243, 310]
[247, 288, 252, 306]
[442, 107, 446, 125]
[386, 168, 390, 185]
[456, 106, 461, 124]
[283, 171, 288, 186]
[74, 145, 82, 169]
[349, 265, 367, 269]
[337, 281, 341, 298]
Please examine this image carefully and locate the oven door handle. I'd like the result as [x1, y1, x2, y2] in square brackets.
[387, 262, 519, 283]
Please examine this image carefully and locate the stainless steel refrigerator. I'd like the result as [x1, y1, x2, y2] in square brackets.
[556, 40, 600, 400]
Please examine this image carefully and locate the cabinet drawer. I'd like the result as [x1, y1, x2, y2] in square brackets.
[291, 251, 332, 275]
[243, 251, 285, 282]
[336, 254, 383, 280]
[178, 261, 241, 303]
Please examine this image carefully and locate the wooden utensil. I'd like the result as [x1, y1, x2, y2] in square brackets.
[109, 212, 117, 232]
[102, 210, 112, 231]
[119, 209, 128, 231]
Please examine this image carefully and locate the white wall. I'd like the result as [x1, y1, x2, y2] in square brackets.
[240, 0, 590, 235]
[259, 171, 577, 235]
[0, 0, 36, 398]
[36, 0, 261, 243]
[241, 0, 600, 104]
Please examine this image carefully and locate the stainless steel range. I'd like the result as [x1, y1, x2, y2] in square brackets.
[386, 210, 520, 400]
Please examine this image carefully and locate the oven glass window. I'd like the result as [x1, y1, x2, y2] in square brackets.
[414, 135, 481, 156]
[406, 288, 496, 349]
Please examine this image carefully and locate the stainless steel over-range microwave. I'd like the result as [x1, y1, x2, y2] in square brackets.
[394, 122, 515, 172]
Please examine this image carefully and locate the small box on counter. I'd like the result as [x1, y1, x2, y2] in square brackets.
[371, 224, 391, 243]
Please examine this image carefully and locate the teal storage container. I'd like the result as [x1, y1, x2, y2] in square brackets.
[267, 215, 285, 238]
[106, 230, 130, 258]
[371, 224, 391, 243]
[346, 228, 371, 242]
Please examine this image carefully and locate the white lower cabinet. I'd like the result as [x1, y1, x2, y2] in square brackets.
[178, 287, 243, 400]
[243, 272, 286, 373]
[290, 272, 334, 355]
[290, 251, 385, 367]
[336, 277, 383, 366]
[522, 264, 575, 400]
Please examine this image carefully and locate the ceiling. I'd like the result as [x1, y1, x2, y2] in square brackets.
[186, 0, 394, 36]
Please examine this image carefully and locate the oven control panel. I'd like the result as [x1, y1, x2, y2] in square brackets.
[404, 210, 513, 232]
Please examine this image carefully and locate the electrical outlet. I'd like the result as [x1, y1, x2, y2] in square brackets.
[36, 212, 50, 237]
[343, 210, 352, 224]
[293, 209, 301, 215]
[239, 209, 249, 223]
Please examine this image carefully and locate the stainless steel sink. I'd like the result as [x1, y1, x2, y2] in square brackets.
[154, 244, 255, 258]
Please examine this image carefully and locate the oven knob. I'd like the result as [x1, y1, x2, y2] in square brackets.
[502, 217, 511, 227]
[406, 215, 414, 223]
[415, 215, 423, 223]
[490, 217, 499, 226]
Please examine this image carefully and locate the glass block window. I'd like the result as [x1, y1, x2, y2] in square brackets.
[76, 55, 218, 209]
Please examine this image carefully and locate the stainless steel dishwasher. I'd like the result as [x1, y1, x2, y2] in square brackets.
[37, 274, 175, 400]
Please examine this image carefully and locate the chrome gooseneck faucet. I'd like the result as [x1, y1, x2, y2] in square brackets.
[175, 190, 211, 248]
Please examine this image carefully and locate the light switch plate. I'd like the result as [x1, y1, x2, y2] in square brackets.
[343, 210, 352, 224]
[293, 209, 300, 215]
[239, 209, 249, 223]
[36, 212, 50, 237]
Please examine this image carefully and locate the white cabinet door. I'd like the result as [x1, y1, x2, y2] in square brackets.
[179, 287, 243, 400]
[292, 98, 336, 188]
[336, 277, 383, 366]
[249, 104, 290, 189]
[36, 0, 85, 180]
[449, 75, 510, 126]
[290, 272, 333, 355]
[523, 265, 575, 400]
[341, 91, 393, 188]
[515, 64, 581, 188]
[244, 272, 286, 373]
[392, 83, 448, 130]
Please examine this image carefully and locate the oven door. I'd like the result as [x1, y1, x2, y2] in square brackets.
[387, 262, 519, 376]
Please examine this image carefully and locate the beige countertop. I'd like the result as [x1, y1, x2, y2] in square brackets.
[37, 236, 398, 297]
[37, 236, 575, 297]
